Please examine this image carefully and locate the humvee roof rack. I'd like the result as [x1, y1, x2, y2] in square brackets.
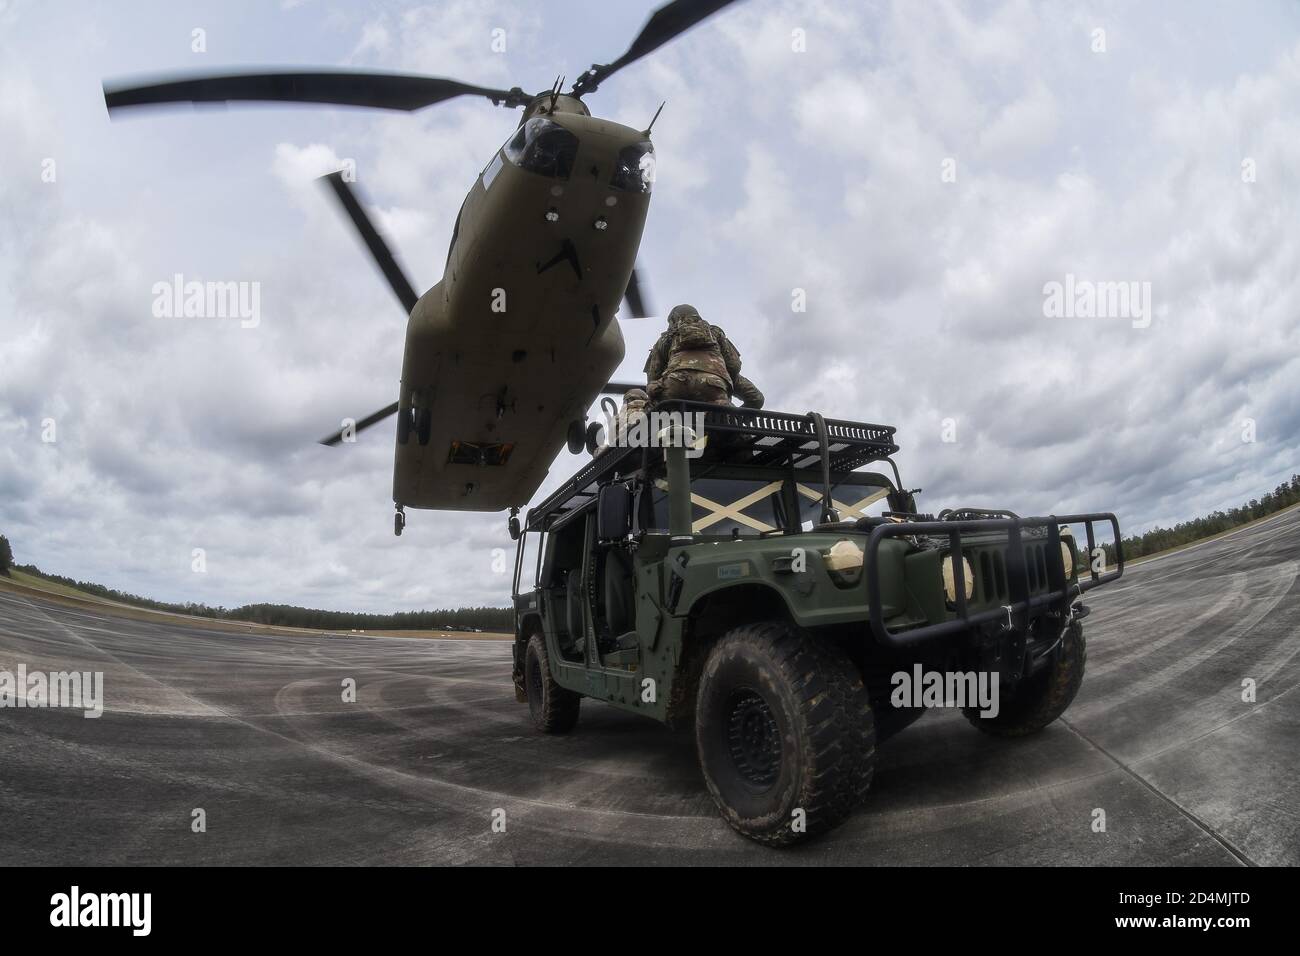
[525, 402, 899, 531]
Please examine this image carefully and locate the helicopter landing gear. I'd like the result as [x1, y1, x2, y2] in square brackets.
[566, 419, 585, 454]
[508, 506, 521, 541]
[566, 418, 607, 455]
[394, 505, 406, 537]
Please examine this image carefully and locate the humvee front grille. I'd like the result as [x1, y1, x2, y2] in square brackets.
[975, 543, 1051, 603]
[865, 513, 1124, 647]
[977, 550, 1008, 602]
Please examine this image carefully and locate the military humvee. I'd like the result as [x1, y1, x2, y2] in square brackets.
[510, 401, 1123, 845]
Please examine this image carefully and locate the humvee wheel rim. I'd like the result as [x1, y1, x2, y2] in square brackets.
[725, 689, 781, 789]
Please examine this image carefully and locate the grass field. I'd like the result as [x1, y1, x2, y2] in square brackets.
[4, 568, 128, 604]
[0, 571, 510, 640]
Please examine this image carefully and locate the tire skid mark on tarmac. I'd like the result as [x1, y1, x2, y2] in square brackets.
[0, 604, 731, 850]
[0, 602, 713, 846]
[2, 594, 226, 717]
[1128, 674, 1300, 768]
[1094, 591, 1300, 764]
[3, 506, 1299, 862]
[1080, 575, 1228, 668]
[1073, 561, 1297, 721]
[1084, 572, 1249, 679]
[271, 667, 705, 787]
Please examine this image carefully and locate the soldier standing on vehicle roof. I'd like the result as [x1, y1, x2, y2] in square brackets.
[644, 304, 765, 408]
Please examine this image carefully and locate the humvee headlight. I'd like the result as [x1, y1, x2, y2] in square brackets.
[825, 539, 864, 572]
[942, 555, 975, 603]
[824, 539, 864, 587]
[1059, 525, 1076, 578]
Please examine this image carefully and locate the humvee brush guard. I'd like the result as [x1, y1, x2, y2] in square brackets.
[511, 402, 1123, 845]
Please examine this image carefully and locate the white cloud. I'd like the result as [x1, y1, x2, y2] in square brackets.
[3, 0, 1299, 615]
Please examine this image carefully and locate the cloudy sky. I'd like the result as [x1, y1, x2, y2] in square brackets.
[2, 0, 1298, 613]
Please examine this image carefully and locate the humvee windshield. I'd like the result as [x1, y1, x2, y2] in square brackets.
[642, 468, 896, 537]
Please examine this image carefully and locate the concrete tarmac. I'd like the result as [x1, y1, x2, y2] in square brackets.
[2, 508, 1298, 865]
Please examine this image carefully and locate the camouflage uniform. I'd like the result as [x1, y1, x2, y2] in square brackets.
[598, 387, 649, 455]
[644, 305, 765, 408]
[729, 369, 765, 411]
[620, 387, 650, 423]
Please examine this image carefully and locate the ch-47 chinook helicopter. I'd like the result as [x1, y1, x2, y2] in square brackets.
[103, 0, 742, 537]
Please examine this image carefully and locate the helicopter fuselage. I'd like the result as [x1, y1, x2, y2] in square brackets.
[393, 101, 652, 512]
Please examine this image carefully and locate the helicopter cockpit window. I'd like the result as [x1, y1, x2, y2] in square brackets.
[610, 141, 655, 193]
[502, 117, 578, 180]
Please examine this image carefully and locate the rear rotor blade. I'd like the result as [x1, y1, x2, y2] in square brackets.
[622, 265, 653, 318]
[319, 402, 400, 446]
[600, 382, 644, 396]
[104, 70, 530, 113]
[320, 171, 420, 316]
[572, 0, 742, 96]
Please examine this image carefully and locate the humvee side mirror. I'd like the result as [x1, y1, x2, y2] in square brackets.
[887, 489, 918, 515]
[597, 483, 633, 541]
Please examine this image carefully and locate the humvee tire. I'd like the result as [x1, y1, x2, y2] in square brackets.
[963, 620, 1086, 737]
[695, 621, 875, 846]
[524, 633, 581, 734]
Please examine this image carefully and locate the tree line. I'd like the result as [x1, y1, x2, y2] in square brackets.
[222, 603, 512, 631]
[0, 543, 511, 631]
[1102, 474, 1300, 564]
[4, 474, 1299, 629]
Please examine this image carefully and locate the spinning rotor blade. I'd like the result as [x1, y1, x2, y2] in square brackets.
[103, 2, 748, 123]
[104, 70, 530, 114]
[572, 0, 743, 96]
[320, 171, 420, 316]
[622, 265, 653, 319]
[600, 382, 644, 396]
[316, 172, 414, 449]
[319, 402, 400, 447]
